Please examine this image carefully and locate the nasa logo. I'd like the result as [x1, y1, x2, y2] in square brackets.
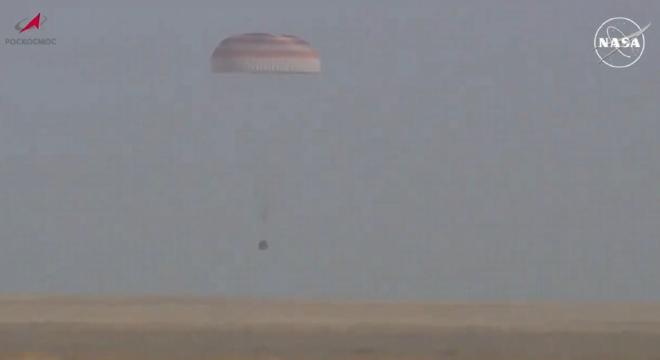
[594, 17, 651, 68]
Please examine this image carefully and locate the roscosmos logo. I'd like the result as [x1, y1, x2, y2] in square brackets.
[5, 12, 56, 46]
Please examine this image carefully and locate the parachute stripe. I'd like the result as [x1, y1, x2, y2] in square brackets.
[213, 50, 319, 59]
[211, 33, 320, 73]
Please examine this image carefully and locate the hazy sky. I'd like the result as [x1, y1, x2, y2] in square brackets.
[1, 0, 658, 300]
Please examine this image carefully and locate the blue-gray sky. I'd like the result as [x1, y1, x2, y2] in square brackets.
[0, 0, 659, 300]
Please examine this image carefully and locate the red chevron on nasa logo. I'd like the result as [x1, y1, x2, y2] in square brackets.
[15, 13, 47, 33]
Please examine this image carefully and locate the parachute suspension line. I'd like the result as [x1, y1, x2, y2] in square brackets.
[212, 32, 320, 251]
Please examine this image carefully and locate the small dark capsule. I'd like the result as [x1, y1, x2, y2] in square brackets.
[258, 240, 269, 250]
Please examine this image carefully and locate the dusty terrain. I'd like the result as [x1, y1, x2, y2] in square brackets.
[1, 296, 660, 360]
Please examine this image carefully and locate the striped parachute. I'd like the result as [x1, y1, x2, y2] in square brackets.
[210, 33, 319, 251]
[211, 33, 321, 73]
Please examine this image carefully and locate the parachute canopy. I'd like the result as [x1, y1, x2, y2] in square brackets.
[211, 33, 320, 73]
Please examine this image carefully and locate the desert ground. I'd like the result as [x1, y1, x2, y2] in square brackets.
[1, 296, 660, 360]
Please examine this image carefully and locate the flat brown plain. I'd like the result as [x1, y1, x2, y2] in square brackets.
[1, 296, 660, 360]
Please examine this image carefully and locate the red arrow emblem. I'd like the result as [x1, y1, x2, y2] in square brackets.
[19, 13, 41, 33]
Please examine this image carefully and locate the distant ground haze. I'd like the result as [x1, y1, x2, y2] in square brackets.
[1, 297, 660, 359]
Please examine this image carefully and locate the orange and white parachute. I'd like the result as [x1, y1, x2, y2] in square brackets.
[211, 33, 321, 73]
